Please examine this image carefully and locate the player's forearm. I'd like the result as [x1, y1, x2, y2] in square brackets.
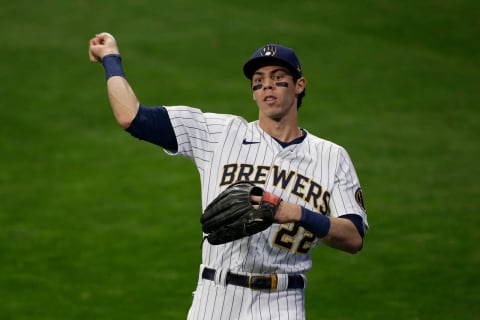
[284, 204, 363, 254]
[102, 54, 139, 129]
[322, 217, 363, 254]
[107, 76, 139, 129]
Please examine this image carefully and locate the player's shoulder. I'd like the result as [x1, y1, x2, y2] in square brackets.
[205, 112, 247, 124]
[304, 130, 346, 152]
[304, 131, 355, 165]
[165, 105, 243, 123]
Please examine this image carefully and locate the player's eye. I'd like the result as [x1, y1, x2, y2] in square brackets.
[272, 72, 285, 81]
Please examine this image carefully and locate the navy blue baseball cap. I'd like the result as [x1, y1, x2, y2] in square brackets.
[243, 44, 302, 80]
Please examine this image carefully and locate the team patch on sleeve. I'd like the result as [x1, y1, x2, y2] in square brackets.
[355, 188, 366, 212]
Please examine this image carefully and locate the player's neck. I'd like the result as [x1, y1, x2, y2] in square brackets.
[258, 117, 303, 143]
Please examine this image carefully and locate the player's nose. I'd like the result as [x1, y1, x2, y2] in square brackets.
[263, 78, 274, 90]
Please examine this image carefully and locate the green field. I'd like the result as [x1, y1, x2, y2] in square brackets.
[1, 0, 478, 319]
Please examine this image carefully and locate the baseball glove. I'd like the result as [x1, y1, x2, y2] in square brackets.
[200, 182, 282, 245]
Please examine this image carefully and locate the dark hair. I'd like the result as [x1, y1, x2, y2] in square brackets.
[297, 89, 306, 109]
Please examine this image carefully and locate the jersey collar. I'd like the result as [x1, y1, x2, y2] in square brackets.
[273, 129, 307, 148]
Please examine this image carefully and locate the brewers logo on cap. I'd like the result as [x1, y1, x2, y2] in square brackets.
[260, 45, 277, 57]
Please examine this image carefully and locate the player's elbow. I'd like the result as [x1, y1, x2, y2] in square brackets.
[347, 245, 363, 254]
[116, 116, 133, 129]
[326, 233, 363, 254]
[111, 103, 140, 129]
[345, 237, 363, 254]
[114, 110, 137, 129]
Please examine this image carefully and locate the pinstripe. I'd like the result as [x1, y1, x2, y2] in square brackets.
[167, 106, 367, 320]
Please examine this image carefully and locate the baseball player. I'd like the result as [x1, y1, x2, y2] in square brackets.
[89, 32, 368, 320]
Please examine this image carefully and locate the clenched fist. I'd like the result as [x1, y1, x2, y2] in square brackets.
[88, 32, 120, 62]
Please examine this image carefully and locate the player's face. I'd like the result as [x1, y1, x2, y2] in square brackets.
[251, 66, 305, 121]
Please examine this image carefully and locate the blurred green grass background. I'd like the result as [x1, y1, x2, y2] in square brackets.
[1, 0, 478, 319]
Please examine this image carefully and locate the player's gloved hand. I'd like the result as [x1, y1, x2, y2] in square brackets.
[200, 182, 282, 245]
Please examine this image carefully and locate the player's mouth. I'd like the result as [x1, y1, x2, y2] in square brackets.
[264, 96, 277, 104]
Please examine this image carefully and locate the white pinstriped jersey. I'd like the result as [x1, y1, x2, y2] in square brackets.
[165, 106, 368, 275]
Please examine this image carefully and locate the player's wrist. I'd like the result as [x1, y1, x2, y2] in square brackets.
[273, 201, 301, 224]
[299, 207, 331, 238]
[102, 54, 126, 80]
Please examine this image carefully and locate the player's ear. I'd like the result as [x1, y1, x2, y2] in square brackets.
[295, 77, 306, 95]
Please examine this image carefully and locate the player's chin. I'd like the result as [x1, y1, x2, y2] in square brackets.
[260, 107, 288, 121]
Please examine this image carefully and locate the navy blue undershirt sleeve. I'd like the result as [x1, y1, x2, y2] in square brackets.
[126, 105, 178, 152]
[339, 214, 365, 238]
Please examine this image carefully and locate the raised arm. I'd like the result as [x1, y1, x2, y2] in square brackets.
[89, 32, 139, 129]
